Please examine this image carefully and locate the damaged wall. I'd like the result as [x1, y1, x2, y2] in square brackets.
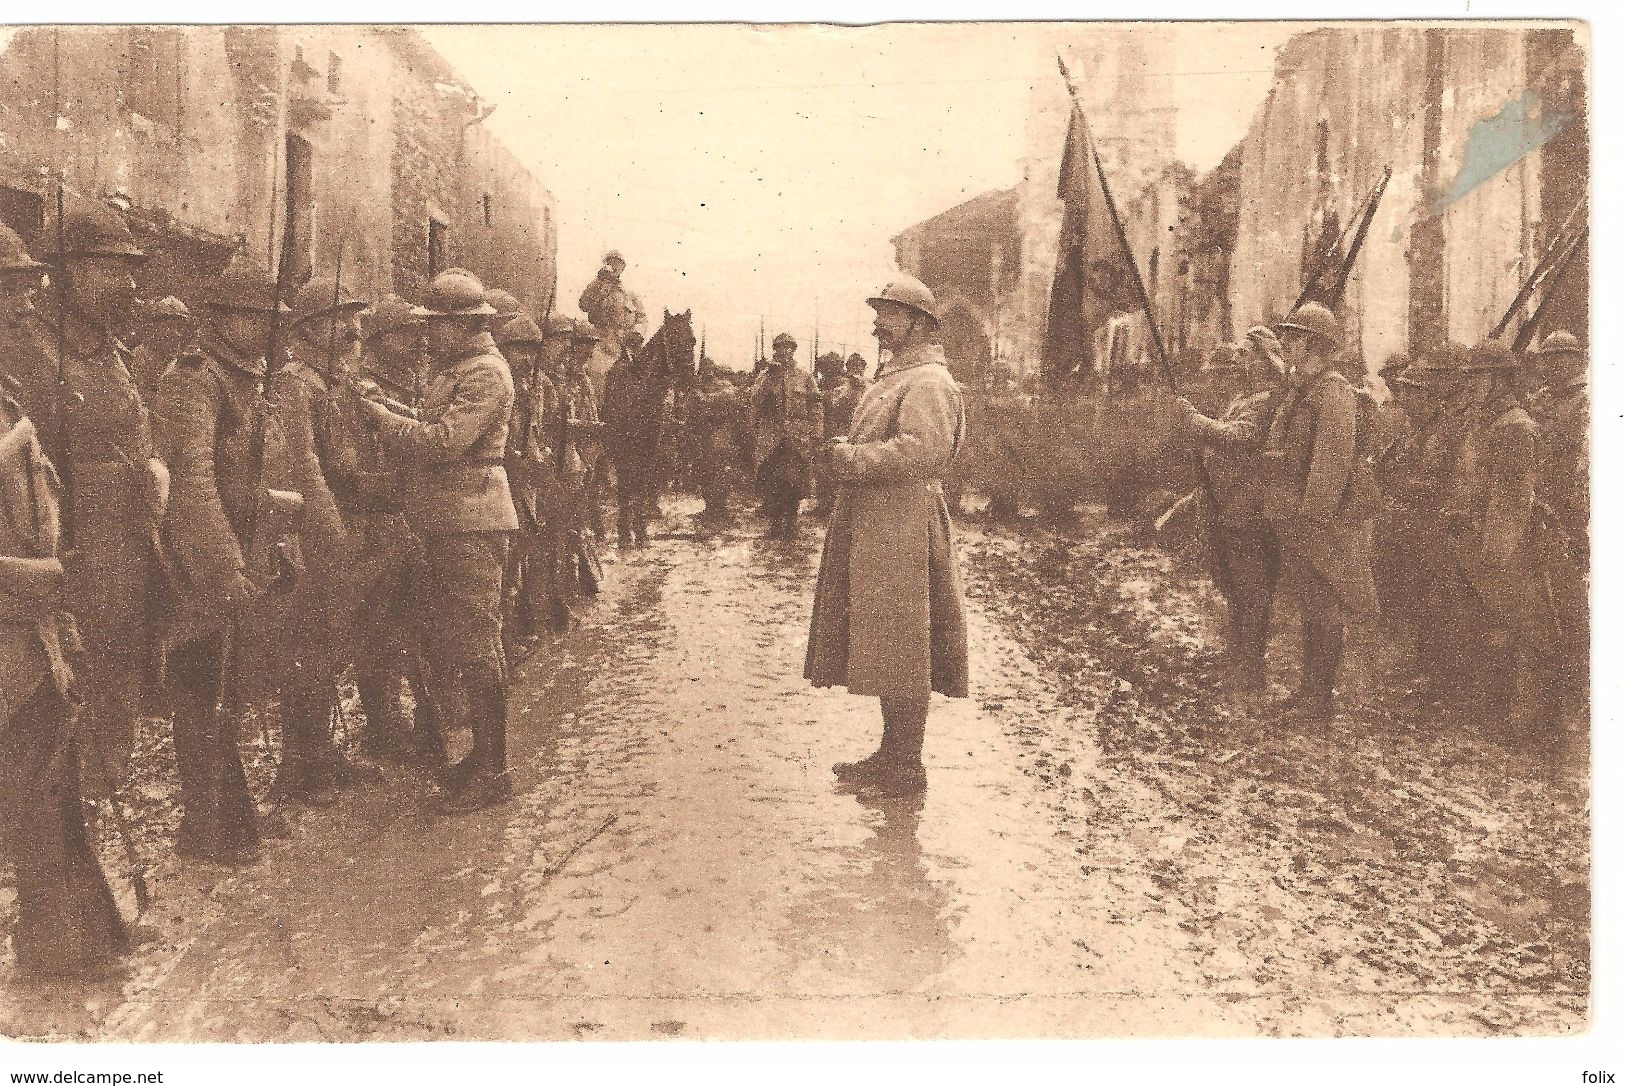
[1229, 23, 1587, 366]
[0, 26, 555, 315]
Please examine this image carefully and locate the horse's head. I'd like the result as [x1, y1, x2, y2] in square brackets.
[643, 308, 697, 383]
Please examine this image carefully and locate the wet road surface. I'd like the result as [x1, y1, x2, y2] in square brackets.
[2, 510, 1583, 1040]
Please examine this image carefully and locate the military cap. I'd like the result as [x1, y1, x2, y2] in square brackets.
[542, 313, 576, 340]
[1536, 330, 1584, 357]
[0, 222, 44, 275]
[363, 294, 420, 342]
[143, 295, 192, 321]
[1463, 340, 1518, 372]
[485, 287, 522, 316]
[288, 274, 369, 327]
[570, 318, 603, 342]
[772, 332, 797, 349]
[494, 313, 544, 347]
[1276, 302, 1340, 347]
[411, 268, 497, 318]
[44, 198, 146, 262]
[200, 261, 293, 314]
[867, 274, 940, 323]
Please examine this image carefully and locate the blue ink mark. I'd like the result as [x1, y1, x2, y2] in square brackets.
[1429, 90, 1572, 217]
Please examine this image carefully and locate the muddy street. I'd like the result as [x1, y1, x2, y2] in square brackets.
[0, 508, 1585, 1042]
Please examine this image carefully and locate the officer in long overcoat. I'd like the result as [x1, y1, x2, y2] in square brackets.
[0, 237, 130, 976]
[1261, 303, 1380, 723]
[749, 332, 824, 539]
[356, 269, 518, 813]
[806, 275, 969, 795]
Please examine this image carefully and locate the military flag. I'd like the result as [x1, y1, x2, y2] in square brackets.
[1042, 57, 1151, 387]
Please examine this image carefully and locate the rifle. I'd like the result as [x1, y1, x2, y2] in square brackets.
[51, 182, 75, 549]
[1320, 166, 1390, 311]
[1512, 226, 1587, 354]
[1056, 54, 1233, 599]
[1491, 195, 1587, 341]
[1292, 166, 1391, 313]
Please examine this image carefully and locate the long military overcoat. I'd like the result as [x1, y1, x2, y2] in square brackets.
[804, 343, 969, 701]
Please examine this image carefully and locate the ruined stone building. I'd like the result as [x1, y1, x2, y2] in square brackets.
[890, 27, 1178, 383]
[0, 27, 556, 314]
[892, 22, 1586, 384]
[1230, 24, 1586, 367]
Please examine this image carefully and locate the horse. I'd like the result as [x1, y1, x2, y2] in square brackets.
[600, 308, 696, 544]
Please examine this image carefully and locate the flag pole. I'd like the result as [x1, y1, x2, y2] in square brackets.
[1057, 55, 1170, 383]
[1056, 53, 1234, 602]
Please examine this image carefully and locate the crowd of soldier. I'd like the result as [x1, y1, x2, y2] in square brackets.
[1170, 301, 1588, 745]
[0, 208, 638, 981]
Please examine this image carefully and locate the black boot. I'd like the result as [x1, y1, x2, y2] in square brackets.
[439, 670, 513, 813]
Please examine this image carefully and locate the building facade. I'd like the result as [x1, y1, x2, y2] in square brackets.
[0, 26, 556, 314]
[1229, 24, 1586, 365]
[893, 23, 1586, 385]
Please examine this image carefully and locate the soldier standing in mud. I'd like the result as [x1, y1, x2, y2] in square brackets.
[268, 273, 383, 804]
[1261, 303, 1380, 724]
[1173, 325, 1289, 706]
[355, 269, 517, 812]
[494, 311, 553, 649]
[336, 294, 434, 763]
[1371, 344, 1471, 695]
[34, 199, 168, 803]
[807, 275, 969, 795]
[0, 230, 131, 977]
[748, 332, 823, 540]
[151, 262, 299, 865]
[1527, 330, 1588, 735]
[1441, 341, 1558, 739]
[690, 355, 743, 525]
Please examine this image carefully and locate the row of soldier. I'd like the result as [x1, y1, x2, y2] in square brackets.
[1173, 301, 1587, 741]
[0, 200, 630, 979]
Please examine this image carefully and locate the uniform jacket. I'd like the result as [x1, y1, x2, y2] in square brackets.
[1445, 399, 1554, 638]
[267, 359, 350, 575]
[578, 273, 646, 339]
[748, 364, 824, 472]
[1191, 386, 1278, 528]
[371, 334, 518, 537]
[1263, 365, 1379, 617]
[152, 333, 290, 594]
[805, 342, 969, 701]
[0, 399, 68, 724]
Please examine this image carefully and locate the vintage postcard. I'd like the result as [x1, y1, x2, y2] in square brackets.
[0, 18, 1592, 1056]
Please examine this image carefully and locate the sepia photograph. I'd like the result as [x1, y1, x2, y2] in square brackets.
[0, 8, 1606, 1075]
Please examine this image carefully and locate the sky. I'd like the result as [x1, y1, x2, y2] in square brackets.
[423, 23, 1296, 368]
